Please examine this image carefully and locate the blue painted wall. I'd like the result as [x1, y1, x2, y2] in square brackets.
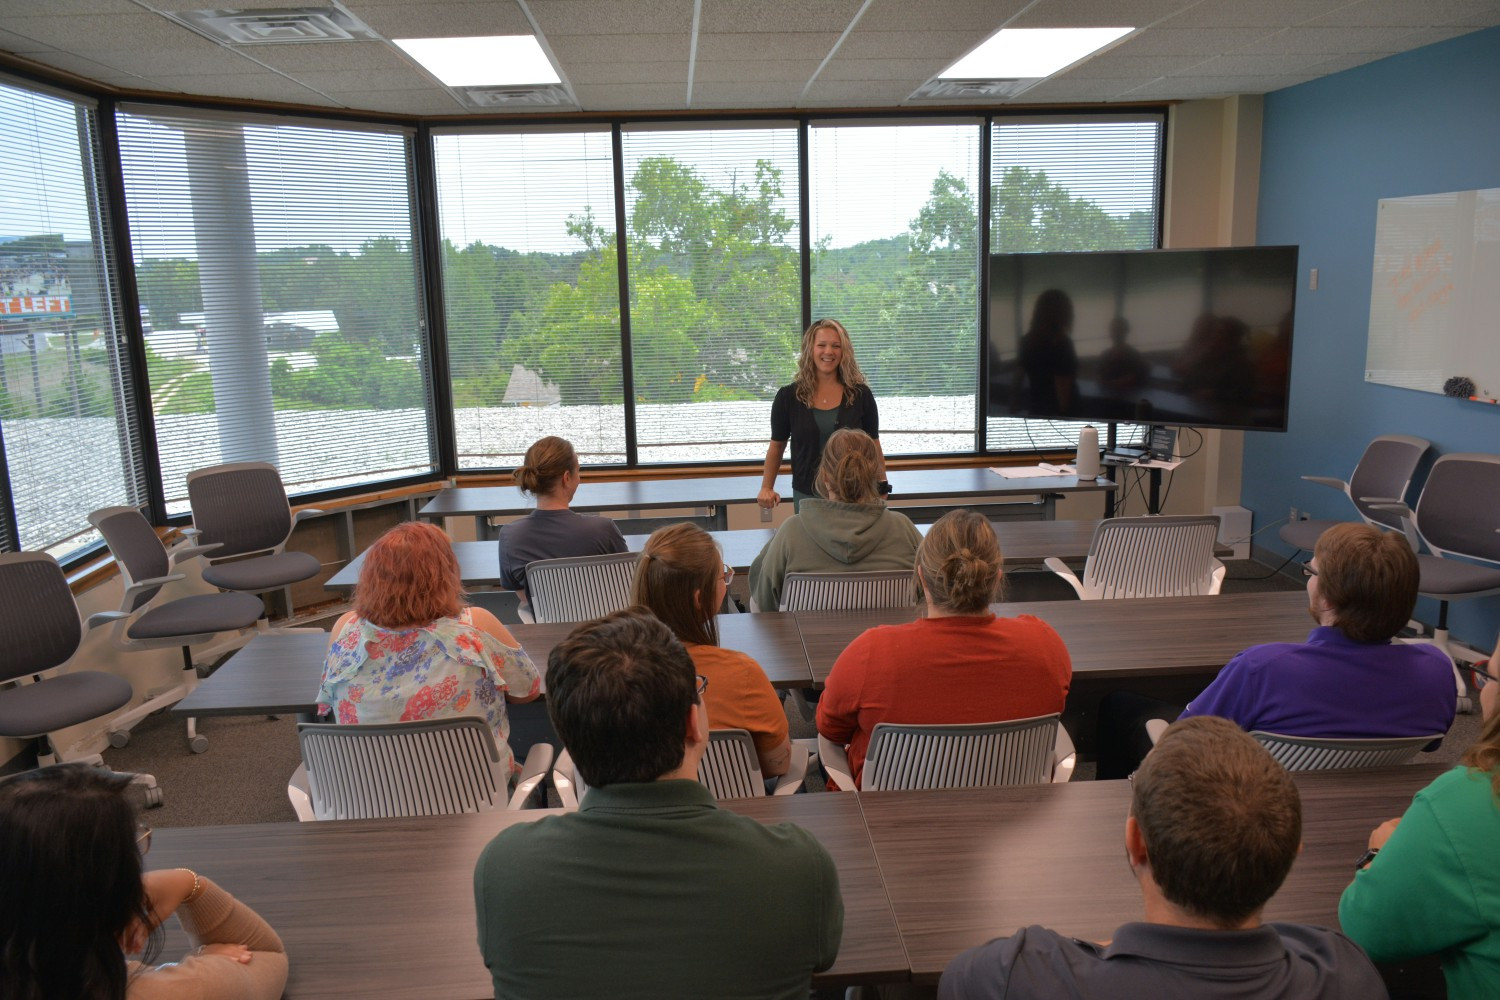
[1248, 26, 1500, 650]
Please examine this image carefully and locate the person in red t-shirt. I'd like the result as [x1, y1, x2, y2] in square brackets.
[816, 509, 1072, 788]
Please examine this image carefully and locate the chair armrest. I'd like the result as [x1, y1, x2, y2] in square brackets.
[287, 763, 315, 821]
[1208, 560, 1226, 596]
[1145, 718, 1170, 746]
[817, 734, 855, 791]
[1301, 475, 1349, 492]
[1043, 557, 1088, 599]
[291, 508, 325, 527]
[1367, 500, 1421, 551]
[507, 743, 556, 810]
[167, 542, 223, 568]
[516, 604, 536, 625]
[770, 743, 809, 795]
[1051, 726, 1077, 783]
[122, 573, 186, 605]
[552, 749, 581, 809]
[85, 610, 130, 630]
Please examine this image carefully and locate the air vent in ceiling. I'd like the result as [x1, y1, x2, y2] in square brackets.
[908, 78, 1039, 101]
[458, 84, 575, 109]
[163, 7, 380, 45]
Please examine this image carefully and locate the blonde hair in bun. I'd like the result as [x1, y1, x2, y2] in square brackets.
[917, 509, 1003, 613]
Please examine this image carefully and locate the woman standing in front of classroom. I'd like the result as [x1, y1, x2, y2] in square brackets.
[757, 318, 886, 513]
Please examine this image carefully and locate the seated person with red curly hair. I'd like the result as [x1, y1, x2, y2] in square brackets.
[319, 522, 542, 777]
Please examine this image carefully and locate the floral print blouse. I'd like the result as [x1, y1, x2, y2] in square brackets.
[317, 608, 542, 775]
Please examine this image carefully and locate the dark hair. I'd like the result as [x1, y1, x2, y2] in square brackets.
[632, 523, 720, 647]
[816, 428, 882, 505]
[1026, 288, 1074, 339]
[917, 509, 1003, 613]
[1132, 716, 1301, 927]
[546, 608, 698, 787]
[1314, 522, 1419, 642]
[0, 764, 159, 1000]
[513, 436, 577, 498]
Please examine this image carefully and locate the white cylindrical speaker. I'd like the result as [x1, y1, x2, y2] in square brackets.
[1075, 424, 1100, 479]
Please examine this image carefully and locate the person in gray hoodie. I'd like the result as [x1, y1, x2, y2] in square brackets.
[749, 428, 922, 612]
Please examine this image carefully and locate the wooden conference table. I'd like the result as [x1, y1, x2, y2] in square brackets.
[148, 765, 1444, 998]
[418, 467, 1115, 536]
[175, 592, 1312, 753]
[325, 516, 1218, 591]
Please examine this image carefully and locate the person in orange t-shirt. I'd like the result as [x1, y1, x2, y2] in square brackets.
[817, 509, 1072, 788]
[633, 523, 792, 776]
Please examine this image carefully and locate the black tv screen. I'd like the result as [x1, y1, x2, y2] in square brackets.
[987, 246, 1299, 432]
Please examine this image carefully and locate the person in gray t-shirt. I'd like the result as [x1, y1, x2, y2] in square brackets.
[498, 436, 626, 599]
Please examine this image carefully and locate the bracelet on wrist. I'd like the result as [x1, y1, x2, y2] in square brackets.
[178, 868, 204, 903]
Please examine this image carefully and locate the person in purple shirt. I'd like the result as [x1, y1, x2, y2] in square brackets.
[1098, 521, 1455, 778]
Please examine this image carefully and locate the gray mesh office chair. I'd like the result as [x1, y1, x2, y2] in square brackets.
[286, 716, 555, 820]
[0, 552, 161, 805]
[1280, 434, 1431, 552]
[696, 729, 809, 799]
[1045, 515, 1224, 599]
[1251, 731, 1441, 771]
[185, 462, 321, 620]
[779, 570, 914, 612]
[520, 551, 642, 624]
[819, 714, 1076, 791]
[1374, 453, 1500, 678]
[87, 506, 264, 753]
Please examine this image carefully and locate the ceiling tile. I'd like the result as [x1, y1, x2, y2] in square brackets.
[1234, 26, 1410, 55]
[354, 3, 533, 37]
[1305, 0, 1491, 29]
[569, 61, 689, 85]
[816, 57, 949, 82]
[67, 42, 263, 77]
[1295, 51, 1399, 77]
[1188, 52, 1331, 77]
[694, 31, 840, 60]
[3, 0, 146, 12]
[0, 26, 55, 53]
[1, 12, 198, 49]
[572, 81, 687, 109]
[1113, 26, 1278, 56]
[801, 79, 920, 103]
[1387, 24, 1490, 47]
[236, 40, 411, 72]
[135, 71, 337, 104]
[528, 0, 695, 36]
[1008, 0, 1197, 29]
[1057, 51, 1208, 79]
[17, 50, 148, 84]
[288, 66, 438, 91]
[547, 33, 687, 62]
[690, 80, 801, 104]
[693, 58, 820, 83]
[696, 0, 864, 33]
[1016, 77, 1143, 100]
[835, 30, 981, 61]
[1160, 0, 1351, 29]
[855, 0, 1022, 32]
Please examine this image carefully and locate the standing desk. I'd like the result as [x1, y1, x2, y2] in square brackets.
[858, 765, 1447, 992]
[148, 791, 908, 997]
[419, 468, 1115, 538]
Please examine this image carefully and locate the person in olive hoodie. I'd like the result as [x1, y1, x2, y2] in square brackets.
[749, 428, 921, 612]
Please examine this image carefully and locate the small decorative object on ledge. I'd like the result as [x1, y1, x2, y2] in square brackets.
[1444, 376, 1476, 399]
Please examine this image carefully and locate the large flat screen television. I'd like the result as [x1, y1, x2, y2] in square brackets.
[987, 246, 1299, 432]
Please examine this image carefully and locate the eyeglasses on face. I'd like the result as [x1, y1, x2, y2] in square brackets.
[136, 824, 152, 855]
[1302, 563, 1318, 578]
[696, 674, 708, 696]
[721, 563, 734, 585]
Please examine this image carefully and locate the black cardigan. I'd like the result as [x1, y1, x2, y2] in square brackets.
[769, 382, 880, 496]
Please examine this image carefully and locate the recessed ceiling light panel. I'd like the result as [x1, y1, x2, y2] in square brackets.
[164, 7, 380, 45]
[940, 27, 1134, 79]
[394, 36, 561, 88]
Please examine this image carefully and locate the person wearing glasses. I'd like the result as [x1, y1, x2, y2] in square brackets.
[940, 717, 1386, 998]
[1097, 521, 1456, 779]
[473, 609, 842, 999]
[758, 318, 887, 514]
[1339, 636, 1500, 1000]
[0, 764, 287, 1000]
[633, 523, 792, 776]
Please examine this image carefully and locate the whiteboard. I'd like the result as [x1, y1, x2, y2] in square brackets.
[1366, 187, 1500, 402]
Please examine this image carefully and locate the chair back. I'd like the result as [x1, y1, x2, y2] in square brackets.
[0, 552, 82, 682]
[780, 570, 913, 612]
[523, 551, 642, 624]
[696, 729, 767, 800]
[186, 462, 295, 559]
[862, 715, 1061, 791]
[1080, 516, 1223, 599]
[296, 717, 506, 819]
[1348, 435, 1430, 530]
[89, 506, 170, 610]
[1413, 454, 1500, 563]
[1251, 731, 1441, 771]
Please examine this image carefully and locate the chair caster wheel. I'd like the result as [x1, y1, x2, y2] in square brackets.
[108, 730, 130, 749]
[189, 735, 209, 754]
[143, 786, 164, 808]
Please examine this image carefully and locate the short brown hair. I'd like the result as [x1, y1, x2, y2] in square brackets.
[513, 436, 577, 497]
[545, 609, 697, 787]
[1133, 716, 1301, 927]
[917, 509, 1004, 613]
[817, 428, 882, 505]
[1314, 522, 1419, 642]
[354, 521, 463, 628]
[632, 522, 720, 647]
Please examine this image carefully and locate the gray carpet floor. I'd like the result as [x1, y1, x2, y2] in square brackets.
[104, 558, 1480, 827]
